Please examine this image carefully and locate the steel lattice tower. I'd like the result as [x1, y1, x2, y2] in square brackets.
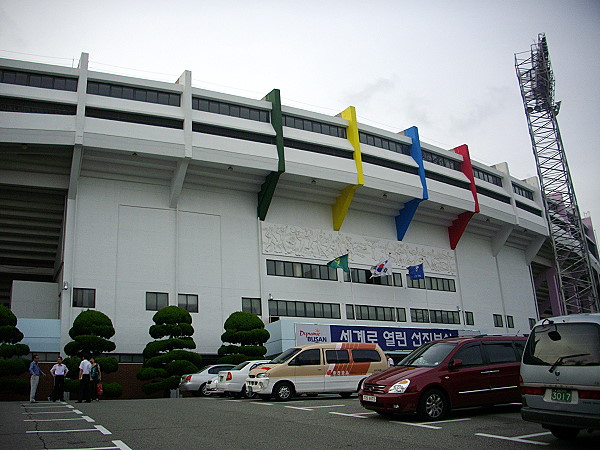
[515, 33, 599, 314]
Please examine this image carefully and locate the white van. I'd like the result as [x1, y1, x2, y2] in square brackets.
[245, 342, 387, 401]
[520, 313, 600, 440]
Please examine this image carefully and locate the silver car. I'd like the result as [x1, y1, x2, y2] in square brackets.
[179, 364, 235, 397]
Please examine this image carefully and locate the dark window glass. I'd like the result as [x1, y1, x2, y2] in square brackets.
[169, 94, 180, 106]
[73, 288, 96, 308]
[111, 85, 123, 98]
[134, 89, 146, 102]
[97, 83, 110, 96]
[146, 90, 158, 103]
[397, 308, 406, 322]
[292, 349, 321, 365]
[230, 105, 240, 117]
[3, 71, 18, 83]
[352, 349, 381, 363]
[484, 342, 518, 363]
[506, 315, 514, 328]
[54, 78, 66, 90]
[465, 311, 474, 326]
[178, 293, 198, 313]
[266, 260, 276, 275]
[209, 101, 221, 113]
[346, 304, 355, 320]
[146, 292, 168, 311]
[65, 78, 78, 91]
[28, 74, 42, 87]
[493, 314, 503, 327]
[41, 76, 54, 89]
[326, 350, 350, 364]
[240, 106, 250, 119]
[121, 86, 134, 99]
[454, 344, 484, 366]
[284, 262, 294, 277]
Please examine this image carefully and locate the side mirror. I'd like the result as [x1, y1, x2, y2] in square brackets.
[449, 359, 463, 369]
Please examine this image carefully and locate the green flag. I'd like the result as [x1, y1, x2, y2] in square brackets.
[327, 254, 349, 273]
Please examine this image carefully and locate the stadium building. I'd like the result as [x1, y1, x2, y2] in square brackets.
[1, 53, 553, 361]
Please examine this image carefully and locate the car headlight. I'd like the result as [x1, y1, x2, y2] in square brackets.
[256, 372, 269, 378]
[388, 379, 410, 393]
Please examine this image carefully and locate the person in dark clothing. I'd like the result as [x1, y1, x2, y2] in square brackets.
[49, 356, 68, 401]
[77, 355, 92, 403]
[89, 357, 102, 401]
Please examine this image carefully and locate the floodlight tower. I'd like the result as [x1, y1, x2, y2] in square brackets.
[515, 33, 599, 314]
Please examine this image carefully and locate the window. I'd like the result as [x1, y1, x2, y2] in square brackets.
[396, 308, 406, 322]
[422, 149, 461, 171]
[465, 311, 475, 326]
[351, 304, 396, 322]
[73, 288, 95, 308]
[86, 107, 183, 129]
[528, 318, 537, 329]
[283, 114, 346, 138]
[344, 269, 402, 287]
[513, 183, 534, 200]
[146, 292, 168, 311]
[429, 309, 461, 324]
[406, 275, 456, 292]
[472, 167, 503, 186]
[291, 349, 321, 366]
[0, 69, 77, 91]
[411, 308, 430, 323]
[493, 314, 504, 328]
[346, 304, 355, 320]
[454, 344, 484, 366]
[87, 81, 180, 106]
[178, 294, 198, 313]
[484, 342, 519, 363]
[359, 131, 410, 155]
[193, 97, 269, 123]
[0, 97, 77, 115]
[242, 298, 262, 315]
[326, 350, 350, 364]
[266, 259, 337, 281]
[268, 299, 340, 319]
[506, 315, 514, 328]
[352, 349, 382, 363]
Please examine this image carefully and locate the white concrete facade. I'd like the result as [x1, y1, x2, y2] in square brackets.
[0, 53, 548, 357]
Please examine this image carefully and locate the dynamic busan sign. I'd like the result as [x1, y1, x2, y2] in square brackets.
[296, 324, 458, 352]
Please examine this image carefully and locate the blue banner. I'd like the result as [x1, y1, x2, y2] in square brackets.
[330, 325, 458, 351]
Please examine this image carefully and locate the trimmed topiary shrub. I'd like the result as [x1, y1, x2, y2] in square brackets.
[218, 311, 269, 363]
[101, 382, 122, 399]
[0, 305, 30, 396]
[63, 310, 121, 395]
[137, 306, 201, 395]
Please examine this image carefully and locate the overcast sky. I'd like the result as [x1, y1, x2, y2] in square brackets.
[1, 0, 599, 231]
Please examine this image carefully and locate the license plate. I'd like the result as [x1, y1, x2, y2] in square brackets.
[363, 395, 377, 402]
[551, 389, 572, 403]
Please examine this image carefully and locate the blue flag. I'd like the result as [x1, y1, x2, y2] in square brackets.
[408, 263, 424, 280]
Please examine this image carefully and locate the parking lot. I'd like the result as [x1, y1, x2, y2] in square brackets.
[2, 396, 599, 449]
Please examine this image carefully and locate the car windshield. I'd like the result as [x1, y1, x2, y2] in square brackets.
[523, 322, 600, 367]
[270, 347, 301, 364]
[231, 361, 251, 370]
[399, 342, 457, 367]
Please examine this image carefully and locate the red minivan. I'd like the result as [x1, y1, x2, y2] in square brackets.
[359, 335, 527, 420]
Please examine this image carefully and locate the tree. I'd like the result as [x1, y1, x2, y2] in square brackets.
[0, 305, 31, 395]
[218, 311, 269, 364]
[63, 310, 121, 398]
[136, 306, 202, 395]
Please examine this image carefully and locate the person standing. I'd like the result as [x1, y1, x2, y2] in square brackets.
[78, 355, 92, 403]
[49, 356, 68, 401]
[89, 357, 102, 401]
[29, 354, 45, 403]
[387, 354, 394, 367]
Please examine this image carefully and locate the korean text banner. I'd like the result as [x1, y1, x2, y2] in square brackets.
[330, 325, 458, 351]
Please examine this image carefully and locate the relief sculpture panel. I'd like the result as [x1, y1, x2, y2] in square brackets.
[262, 223, 456, 275]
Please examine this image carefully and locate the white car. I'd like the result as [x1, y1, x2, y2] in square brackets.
[216, 360, 270, 398]
[178, 364, 235, 397]
[204, 376, 221, 396]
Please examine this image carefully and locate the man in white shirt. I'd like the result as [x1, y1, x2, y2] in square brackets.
[78, 355, 92, 403]
[49, 356, 69, 401]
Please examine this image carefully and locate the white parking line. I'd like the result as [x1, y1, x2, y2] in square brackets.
[44, 443, 130, 450]
[251, 402, 274, 406]
[24, 417, 89, 422]
[391, 421, 441, 429]
[26, 428, 99, 434]
[329, 412, 378, 419]
[95, 425, 112, 435]
[22, 410, 79, 414]
[475, 432, 550, 446]
[422, 418, 472, 425]
[285, 404, 345, 411]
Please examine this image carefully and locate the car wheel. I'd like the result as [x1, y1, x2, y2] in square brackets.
[198, 383, 209, 397]
[242, 386, 257, 399]
[417, 389, 449, 420]
[548, 426, 580, 440]
[273, 382, 294, 401]
[339, 392, 353, 398]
